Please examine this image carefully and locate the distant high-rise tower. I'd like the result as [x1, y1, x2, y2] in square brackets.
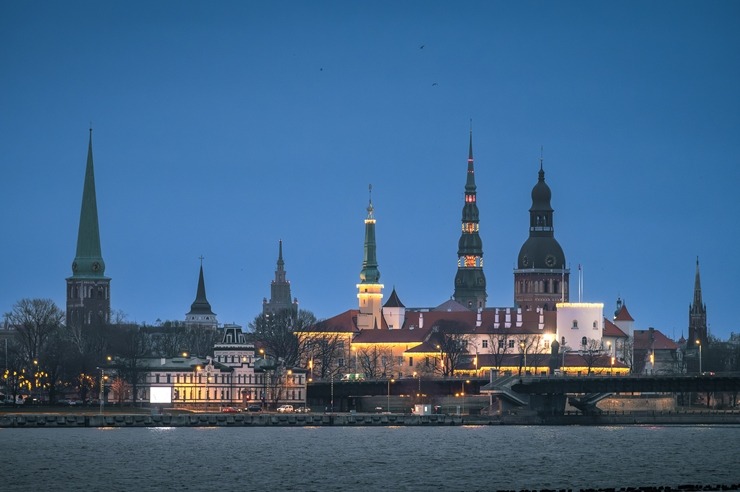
[66, 129, 110, 328]
[185, 259, 218, 328]
[514, 156, 569, 311]
[262, 240, 298, 317]
[453, 129, 487, 310]
[688, 257, 708, 356]
[357, 185, 383, 330]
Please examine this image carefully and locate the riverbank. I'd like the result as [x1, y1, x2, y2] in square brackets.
[1, 410, 739, 427]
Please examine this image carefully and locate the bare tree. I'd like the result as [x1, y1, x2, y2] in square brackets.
[579, 338, 603, 375]
[5, 298, 64, 369]
[250, 309, 317, 368]
[434, 321, 471, 377]
[487, 333, 512, 372]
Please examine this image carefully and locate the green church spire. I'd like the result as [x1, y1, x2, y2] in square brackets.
[359, 184, 380, 284]
[71, 128, 106, 278]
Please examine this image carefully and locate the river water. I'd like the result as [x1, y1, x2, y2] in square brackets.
[1, 425, 738, 491]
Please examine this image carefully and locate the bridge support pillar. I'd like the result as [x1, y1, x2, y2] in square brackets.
[529, 394, 567, 416]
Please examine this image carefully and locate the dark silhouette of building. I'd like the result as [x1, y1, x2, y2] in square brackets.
[185, 259, 217, 328]
[66, 129, 110, 328]
[262, 240, 298, 317]
[687, 257, 708, 371]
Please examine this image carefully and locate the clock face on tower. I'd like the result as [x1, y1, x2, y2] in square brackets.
[522, 255, 529, 267]
[545, 255, 556, 268]
[92, 261, 100, 272]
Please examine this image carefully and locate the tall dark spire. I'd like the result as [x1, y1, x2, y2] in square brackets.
[71, 128, 106, 278]
[66, 129, 110, 328]
[263, 240, 298, 316]
[186, 259, 217, 327]
[453, 128, 487, 310]
[688, 257, 708, 358]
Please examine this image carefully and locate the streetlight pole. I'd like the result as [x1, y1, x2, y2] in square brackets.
[697, 340, 702, 374]
[387, 378, 394, 413]
[99, 367, 105, 415]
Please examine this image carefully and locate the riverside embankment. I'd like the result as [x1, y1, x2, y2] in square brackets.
[1, 410, 739, 427]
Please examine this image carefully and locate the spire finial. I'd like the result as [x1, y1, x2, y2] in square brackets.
[367, 184, 374, 218]
[540, 145, 544, 171]
[198, 255, 204, 267]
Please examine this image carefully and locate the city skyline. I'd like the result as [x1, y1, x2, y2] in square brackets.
[2, 1, 739, 340]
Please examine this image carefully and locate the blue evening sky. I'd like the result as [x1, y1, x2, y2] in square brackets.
[2, 1, 738, 340]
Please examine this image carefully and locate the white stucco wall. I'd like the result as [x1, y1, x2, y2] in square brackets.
[556, 302, 604, 350]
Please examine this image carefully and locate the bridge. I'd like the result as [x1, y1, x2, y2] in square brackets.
[498, 374, 740, 415]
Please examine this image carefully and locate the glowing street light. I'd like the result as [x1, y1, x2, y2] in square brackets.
[387, 378, 395, 413]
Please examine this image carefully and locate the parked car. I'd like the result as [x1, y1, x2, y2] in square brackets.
[220, 406, 240, 413]
[276, 405, 294, 413]
[246, 404, 262, 412]
[295, 406, 311, 413]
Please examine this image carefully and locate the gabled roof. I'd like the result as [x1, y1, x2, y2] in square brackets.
[614, 304, 634, 322]
[633, 328, 679, 351]
[603, 318, 628, 338]
[353, 327, 430, 344]
[434, 299, 470, 312]
[299, 310, 361, 334]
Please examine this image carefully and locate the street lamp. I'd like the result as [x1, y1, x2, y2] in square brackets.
[387, 378, 395, 413]
[461, 379, 470, 415]
[520, 341, 527, 375]
[413, 371, 421, 399]
[696, 339, 702, 374]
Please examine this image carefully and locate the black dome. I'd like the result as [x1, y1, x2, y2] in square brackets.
[517, 236, 566, 270]
[530, 168, 553, 212]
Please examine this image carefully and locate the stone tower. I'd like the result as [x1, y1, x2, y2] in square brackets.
[514, 157, 569, 311]
[262, 240, 298, 317]
[66, 129, 110, 328]
[356, 186, 383, 330]
[185, 259, 218, 328]
[453, 129, 487, 310]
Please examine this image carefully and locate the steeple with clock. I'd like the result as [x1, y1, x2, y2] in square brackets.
[514, 156, 569, 312]
[453, 129, 487, 310]
[357, 185, 384, 330]
[66, 129, 111, 328]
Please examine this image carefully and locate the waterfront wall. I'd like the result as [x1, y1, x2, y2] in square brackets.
[1, 411, 738, 428]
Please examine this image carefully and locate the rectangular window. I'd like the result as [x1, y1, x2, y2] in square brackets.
[409, 357, 413, 367]
[508, 340, 515, 349]
[572, 320, 579, 329]
[338, 358, 345, 367]
[482, 340, 488, 349]
[166, 374, 171, 383]
[499, 339, 505, 349]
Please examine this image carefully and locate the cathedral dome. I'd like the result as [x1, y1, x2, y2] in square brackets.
[517, 236, 566, 270]
[530, 168, 553, 212]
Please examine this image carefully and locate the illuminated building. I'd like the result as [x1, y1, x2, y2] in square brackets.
[185, 259, 218, 328]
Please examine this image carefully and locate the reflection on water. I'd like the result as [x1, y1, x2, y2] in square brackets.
[1, 425, 738, 491]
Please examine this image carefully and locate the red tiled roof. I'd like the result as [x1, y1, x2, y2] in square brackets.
[603, 318, 628, 338]
[633, 328, 679, 351]
[614, 304, 634, 322]
[353, 327, 431, 344]
[300, 310, 360, 333]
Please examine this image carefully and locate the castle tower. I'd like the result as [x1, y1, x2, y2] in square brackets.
[66, 129, 110, 328]
[688, 257, 708, 351]
[357, 185, 383, 330]
[514, 156, 569, 311]
[453, 129, 487, 310]
[262, 240, 298, 317]
[185, 259, 218, 328]
[382, 287, 405, 330]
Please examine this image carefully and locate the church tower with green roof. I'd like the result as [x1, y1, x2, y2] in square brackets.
[357, 185, 384, 330]
[453, 129, 487, 310]
[66, 129, 110, 328]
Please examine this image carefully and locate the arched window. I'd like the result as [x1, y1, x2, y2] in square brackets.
[581, 337, 587, 346]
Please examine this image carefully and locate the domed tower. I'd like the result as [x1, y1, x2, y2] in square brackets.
[514, 157, 569, 311]
[453, 129, 487, 310]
